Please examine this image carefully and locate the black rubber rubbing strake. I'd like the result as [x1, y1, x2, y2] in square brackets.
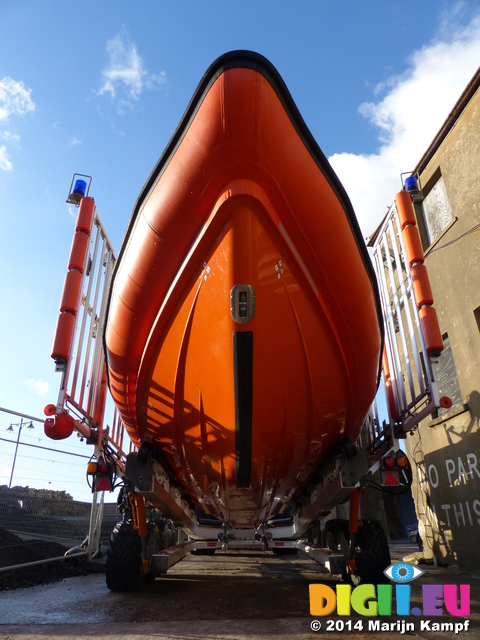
[233, 331, 253, 488]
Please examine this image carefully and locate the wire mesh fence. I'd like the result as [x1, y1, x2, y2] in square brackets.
[0, 406, 119, 570]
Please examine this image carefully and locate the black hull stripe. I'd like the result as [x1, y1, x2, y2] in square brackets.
[233, 331, 253, 489]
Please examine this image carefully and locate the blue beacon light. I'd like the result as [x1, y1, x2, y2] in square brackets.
[66, 173, 92, 206]
[72, 179, 87, 198]
[404, 175, 419, 193]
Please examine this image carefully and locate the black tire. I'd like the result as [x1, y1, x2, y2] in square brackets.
[324, 518, 349, 540]
[351, 520, 391, 585]
[325, 530, 336, 551]
[106, 520, 146, 592]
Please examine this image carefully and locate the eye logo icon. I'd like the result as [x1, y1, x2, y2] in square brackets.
[384, 562, 424, 583]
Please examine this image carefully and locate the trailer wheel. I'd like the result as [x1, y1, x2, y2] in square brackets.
[350, 520, 391, 585]
[106, 520, 151, 592]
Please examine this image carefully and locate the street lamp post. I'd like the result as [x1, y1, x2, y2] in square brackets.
[7, 418, 34, 489]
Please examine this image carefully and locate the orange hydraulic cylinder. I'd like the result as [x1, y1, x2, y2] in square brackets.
[385, 379, 397, 419]
[382, 357, 396, 421]
[381, 348, 390, 380]
[382, 348, 397, 419]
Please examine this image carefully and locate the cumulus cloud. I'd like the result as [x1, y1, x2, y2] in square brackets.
[0, 76, 35, 170]
[0, 76, 35, 121]
[95, 30, 165, 111]
[329, 12, 480, 238]
[23, 379, 50, 396]
[0, 145, 12, 171]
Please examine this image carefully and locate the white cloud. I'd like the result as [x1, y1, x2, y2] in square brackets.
[0, 76, 35, 170]
[1, 131, 20, 142]
[0, 76, 35, 121]
[96, 30, 165, 111]
[23, 379, 50, 396]
[68, 136, 81, 147]
[329, 12, 480, 238]
[0, 145, 12, 171]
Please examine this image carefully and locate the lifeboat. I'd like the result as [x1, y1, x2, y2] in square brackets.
[104, 51, 383, 528]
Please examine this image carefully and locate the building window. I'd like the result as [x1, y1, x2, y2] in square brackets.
[422, 169, 454, 245]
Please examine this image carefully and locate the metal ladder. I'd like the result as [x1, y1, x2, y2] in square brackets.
[364, 191, 442, 453]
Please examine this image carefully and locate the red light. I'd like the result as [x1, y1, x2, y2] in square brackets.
[440, 396, 453, 409]
[384, 456, 395, 468]
[384, 471, 400, 486]
[95, 476, 112, 492]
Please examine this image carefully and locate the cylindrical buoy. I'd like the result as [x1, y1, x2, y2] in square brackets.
[410, 263, 434, 307]
[51, 312, 75, 361]
[402, 224, 425, 266]
[68, 231, 90, 272]
[395, 190, 416, 229]
[419, 306, 444, 355]
[75, 196, 95, 234]
[59, 270, 83, 314]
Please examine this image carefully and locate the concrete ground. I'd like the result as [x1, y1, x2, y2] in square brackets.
[0, 542, 478, 640]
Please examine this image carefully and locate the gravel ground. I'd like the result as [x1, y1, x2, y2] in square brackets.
[0, 536, 478, 640]
[0, 526, 97, 590]
[0, 545, 479, 638]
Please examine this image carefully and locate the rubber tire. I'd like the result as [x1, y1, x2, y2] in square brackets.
[324, 518, 349, 541]
[106, 520, 146, 592]
[352, 520, 391, 585]
[325, 531, 336, 551]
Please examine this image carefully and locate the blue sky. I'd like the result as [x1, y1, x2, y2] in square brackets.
[1, 0, 480, 426]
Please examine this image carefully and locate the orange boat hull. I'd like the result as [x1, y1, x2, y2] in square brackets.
[104, 52, 383, 527]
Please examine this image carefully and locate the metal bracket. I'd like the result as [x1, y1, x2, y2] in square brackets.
[125, 452, 153, 491]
